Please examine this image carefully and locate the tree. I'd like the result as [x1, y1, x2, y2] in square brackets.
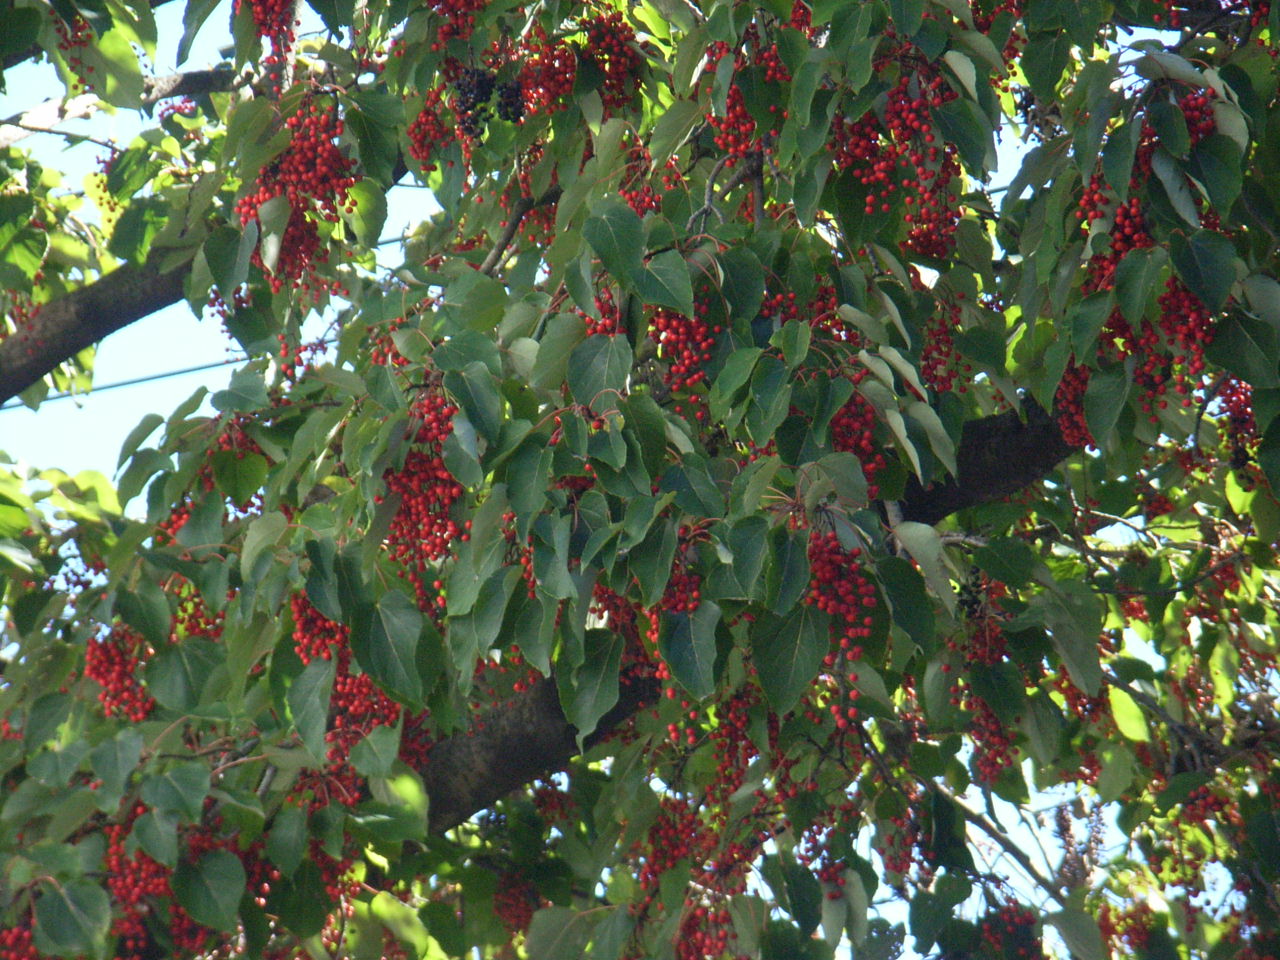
[2, 0, 1280, 956]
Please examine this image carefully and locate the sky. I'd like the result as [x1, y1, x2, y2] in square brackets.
[0, 2, 246, 478]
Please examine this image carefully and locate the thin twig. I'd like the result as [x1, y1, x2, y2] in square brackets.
[479, 185, 563, 276]
[942, 789, 1069, 907]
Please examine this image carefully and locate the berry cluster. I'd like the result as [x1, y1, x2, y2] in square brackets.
[830, 373, 886, 497]
[453, 66, 496, 137]
[51, 10, 94, 94]
[518, 26, 577, 115]
[493, 872, 541, 935]
[85, 624, 156, 721]
[495, 80, 524, 122]
[382, 391, 465, 610]
[239, 0, 296, 91]
[427, 0, 486, 50]
[831, 69, 962, 257]
[408, 87, 457, 175]
[581, 12, 642, 114]
[649, 301, 723, 419]
[981, 902, 1045, 959]
[235, 98, 358, 295]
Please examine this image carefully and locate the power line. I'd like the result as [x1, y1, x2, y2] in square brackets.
[0, 356, 245, 412]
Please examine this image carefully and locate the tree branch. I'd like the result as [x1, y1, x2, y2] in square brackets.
[900, 398, 1074, 525]
[0, 258, 189, 405]
[0, 69, 243, 150]
[420, 675, 657, 833]
[479, 185, 563, 277]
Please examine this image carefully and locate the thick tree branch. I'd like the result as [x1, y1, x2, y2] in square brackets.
[0, 258, 188, 405]
[0, 69, 242, 150]
[420, 675, 657, 833]
[899, 398, 1074, 525]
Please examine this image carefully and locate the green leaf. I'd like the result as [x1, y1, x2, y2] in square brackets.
[568, 629, 624, 747]
[145, 637, 224, 711]
[1083, 363, 1130, 449]
[1069, 290, 1114, 359]
[1021, 31, 1071, 97]
[1205, 313, 1280, 389]
[526, 906, 601, 960]
[348, 800, 426, 843]
[1114, 246, 1167, 325]
[658, 601, 721, 699]
[567, 335, 632, 413]
[203, 224, 254, 294]
[1187, 134, 1243, 218]
[1107, 685, 1150, 742]
[340, 179, 387, 246]
[0, 7, 41, 61]
[972, 537, 1037, 589]
[931, 97, 993, 173]
[444, 361, 503, 443]
[720, 247, 766, 322]
[212, 365, 271, 413]
[583, 199, 643, 281]
[766, 525, 811, 615]
[33, 879, 111, 958]
[635, 250, 695, 316]
[177, 0, 222, 63]
[350, 723, 402, 779]
[876, 556, 933, 647]
[241, 510, 287, 579]
[89, 729, 144, 801]
[1170, 229, 1237, 312]
[262, 807, 307, 882]
[172, 849, 246, 932]
[1046, 909, 1106, 960]
[1036, 581, 1104, 696]
[753, 604, 831, 714]
[117, 578, 171, 648]
[288, 656, 336, 758]
[140, 762, 211, 823]
[351, 590, 423, 707]
[892, 522, 956, 615]
[213, 450, 269, 507]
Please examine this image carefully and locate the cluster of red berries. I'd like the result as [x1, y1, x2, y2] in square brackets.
[85, 624, 156, 721]
[832, 69, 962, 256]
[582, 286, 623, 336]
[235, 99, 358, 295]
[0, 924, 37, 960]
[708, 84, 762, 162]
[981, 901, 1045, 959]
[51, 10, 94, 93]
[1054, 361, 1093, 448]
[493, 872, 541, 935]
[408, 87, 457, 176]
[919, 296, 970, 393]
[426, 0, 486, 50]
[619, 141, 683, 217]
[239, 0, 296, 91]
[829, 373, 886, 497]
[291, 592, 347, 664]
[518, 26, 577, 115]
[650, 300, 724, 419]
[382, 391, 465, 610]
[581, 12, 642, 114]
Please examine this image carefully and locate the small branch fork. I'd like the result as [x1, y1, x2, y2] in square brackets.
[479, 185, 564, 276]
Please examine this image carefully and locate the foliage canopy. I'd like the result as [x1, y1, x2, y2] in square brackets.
[3, 0, 1280, 958]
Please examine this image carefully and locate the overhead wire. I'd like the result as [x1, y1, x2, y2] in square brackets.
[0, 356, 250, 412]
